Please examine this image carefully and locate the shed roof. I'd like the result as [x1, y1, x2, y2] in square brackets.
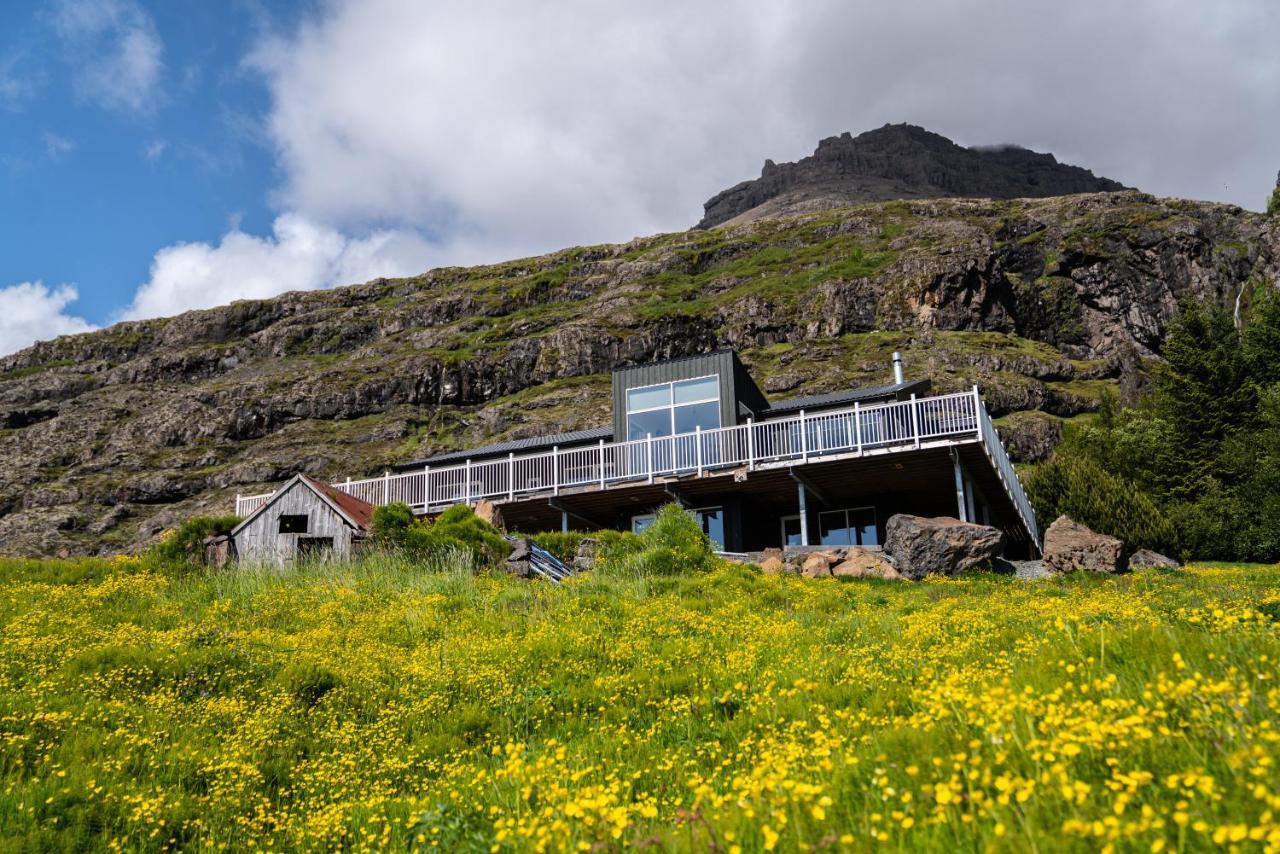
[762, 378, 931, 417]
[231, 473, 377, 535]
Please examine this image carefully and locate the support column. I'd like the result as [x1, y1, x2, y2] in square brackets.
[561, 510, 569, 533]
[951, 448, 969, 523]
[964, 471, 977, 523]
[797, 480, 810, 547]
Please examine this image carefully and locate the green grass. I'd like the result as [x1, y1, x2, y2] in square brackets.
[0, 555, 1277, 851]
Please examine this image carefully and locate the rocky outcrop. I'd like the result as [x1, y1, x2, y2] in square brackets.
[883, 514, 1004, 579]
[1042, 516, 1123, 574]
[832, 549, 901, 580]
[0, 190, 1274, 556]
[698, 124, 1127, 228]
[1128, 548, 1180, 571]
[572, 538, 598, 573]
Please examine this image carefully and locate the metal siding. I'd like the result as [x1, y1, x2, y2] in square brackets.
[611, 352, 736, 441]
[232, 481, 355, 567]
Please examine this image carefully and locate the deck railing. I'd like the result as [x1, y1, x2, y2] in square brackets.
[235, 388, 1040, 549]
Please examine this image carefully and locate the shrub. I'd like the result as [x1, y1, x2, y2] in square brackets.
[1026, 455, 1176, 556]
[611, 503, 715, 577]
[152, 515, 241, 568]
[370, 502, 508, 567]
[530, 531, 587, 563]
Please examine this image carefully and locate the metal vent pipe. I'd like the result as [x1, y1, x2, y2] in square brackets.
[892, 351, 905, 384]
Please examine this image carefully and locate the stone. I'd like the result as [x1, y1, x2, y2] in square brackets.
[473, 499, 504, 531]
[883, 514, 1005, 580]
[801, 551, 835, 578]
[572, 538, 599, 572]
[831, 548, 901, 580]
[757, 555, 785, 575]
[1127, 548, 1180, 571]
[1042, 516, 1123, 574]
[506, 537, 530, 562]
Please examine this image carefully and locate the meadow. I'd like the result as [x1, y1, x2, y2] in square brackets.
[0, 554, 1278, 852]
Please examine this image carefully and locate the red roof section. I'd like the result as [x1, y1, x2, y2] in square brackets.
[301, 475, 376, 530]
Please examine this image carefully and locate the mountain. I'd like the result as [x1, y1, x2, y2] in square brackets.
[1, 191, 1275, 556]
[697, 124, 1129, 228]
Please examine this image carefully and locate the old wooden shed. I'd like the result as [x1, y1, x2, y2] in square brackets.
[231, 474, 374, 566]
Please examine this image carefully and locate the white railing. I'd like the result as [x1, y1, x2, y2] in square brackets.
[235, 388, 1040, 548]
[976, 398, 1042, 553]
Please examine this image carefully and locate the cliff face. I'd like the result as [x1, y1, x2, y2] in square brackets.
[1, 192, 1275, 556]
[698, 124, 1128, 229]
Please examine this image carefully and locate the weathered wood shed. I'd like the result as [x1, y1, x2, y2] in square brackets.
[231, 474, 374, 566]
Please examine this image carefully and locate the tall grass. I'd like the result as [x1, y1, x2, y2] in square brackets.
[0, 554, 1277, 851]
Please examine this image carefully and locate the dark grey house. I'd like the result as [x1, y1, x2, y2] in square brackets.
[239, 350, 1040, 557]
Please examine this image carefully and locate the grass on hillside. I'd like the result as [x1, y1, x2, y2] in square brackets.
[0, 555, 1278, 851]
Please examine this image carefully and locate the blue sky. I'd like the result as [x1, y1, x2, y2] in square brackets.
[1, 0, 1277, 356]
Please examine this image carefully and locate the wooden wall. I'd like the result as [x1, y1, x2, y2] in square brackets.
[233, 482, 357, 566]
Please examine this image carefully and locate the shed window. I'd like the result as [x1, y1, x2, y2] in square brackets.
[278, 514, 309, 534]
[626, 375, 720, 440]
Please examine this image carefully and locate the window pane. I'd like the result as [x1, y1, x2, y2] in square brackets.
[851, 507, 878, 546]
[627, 384, 670, 411]
[628, 409, 671, 440]
[673, 375, 718, 404]
[631, 514, 655, 534]
[673, 401, 720, 434]
[696, 507, 724, 551]
[818, 510, 851, 546]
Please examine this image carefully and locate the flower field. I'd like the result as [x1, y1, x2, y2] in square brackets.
[1, 556, 1278, 851]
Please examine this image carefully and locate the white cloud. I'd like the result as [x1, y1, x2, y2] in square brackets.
[0, 282, 96, 357]
[120, 214, 436, 320]
[44, 132, 75, 158]
[242, 0, 1280, 281]
[52, 0, 163, 112]
[144, 139, 166, 160]
[0, 52, 39, 109]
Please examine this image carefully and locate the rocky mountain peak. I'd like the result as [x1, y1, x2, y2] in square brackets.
[697, 123, 1129, 228]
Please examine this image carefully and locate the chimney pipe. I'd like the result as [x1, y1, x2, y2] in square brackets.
[892, 351, 905, 384]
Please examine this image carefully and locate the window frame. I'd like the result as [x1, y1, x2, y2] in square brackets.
[625, 374, 721, 440]
[278, 513, 309, 534]
[817, 506, 878, 547]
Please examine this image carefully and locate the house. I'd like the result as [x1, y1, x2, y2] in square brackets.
[236, 350, 1041, 557]
[232, 474, 375, 565]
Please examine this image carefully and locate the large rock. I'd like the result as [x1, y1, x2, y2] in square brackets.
[884, 514, 1004, 580]
[1128, 548, 1180, 571]
[757, 547, 786, 575]
[473, 499, 505, 531]
[1042, 516, 1123, 574]
[572, 538, 598, 572]
[800, 551, 840, 578]
[832, 548, 901, 580]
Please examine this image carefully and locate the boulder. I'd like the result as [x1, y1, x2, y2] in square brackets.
[758, 555, 786, 575]
[883, 514, 1004, 580]
[1042, 516, 1123, 574]
[506, 537, 530, 562]
[1127, 548, 1180, 571]
[573, 538, 599, 572]
[832, 548, 901, 580]
[473, 499, 505, 531]
[801, 551, 836, 578]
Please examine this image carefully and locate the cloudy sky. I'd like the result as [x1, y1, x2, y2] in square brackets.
[1, 0, 1277, 356]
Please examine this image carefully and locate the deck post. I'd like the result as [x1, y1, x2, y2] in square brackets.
[424, 466, 431, 507]
[552, 446, 559, 496]
[598, 439, 606, 489]
[799, 409, 808, 463]
[910, 394, 921, 449]
[646, 433, 654, 484]
[464, 460, 471, 505]
[952, 448, 969, 523]
[508, 453, 515, 501]
[695, 425, 703, 476]
[972, 384, 982, 438]
[561, 510, 569, 533]
[854, 402, 862, 454]
[797, 480, 810, 547]
[383, 470, 391, 504]
[746, 417, 755, 471]
[345, 476, 352, 491]
[235, 493, 241, 516]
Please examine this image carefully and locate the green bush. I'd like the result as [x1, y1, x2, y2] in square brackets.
[530, 531, 587, 563]
[370, 502, 508, 567]
[1026, 455, 1176, 557]
[611, 503, 715, 577]
[152, 515, 241, 568]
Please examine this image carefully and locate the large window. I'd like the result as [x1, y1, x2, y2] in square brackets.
[278, 514, 309, 534]
[626, 376, 720, 440]
[818, 507, 878, 547]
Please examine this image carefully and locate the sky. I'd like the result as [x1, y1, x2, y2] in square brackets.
[1, 0, 1277, 357]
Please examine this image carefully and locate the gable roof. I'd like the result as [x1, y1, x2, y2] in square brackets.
[231, 474, 376, 535]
